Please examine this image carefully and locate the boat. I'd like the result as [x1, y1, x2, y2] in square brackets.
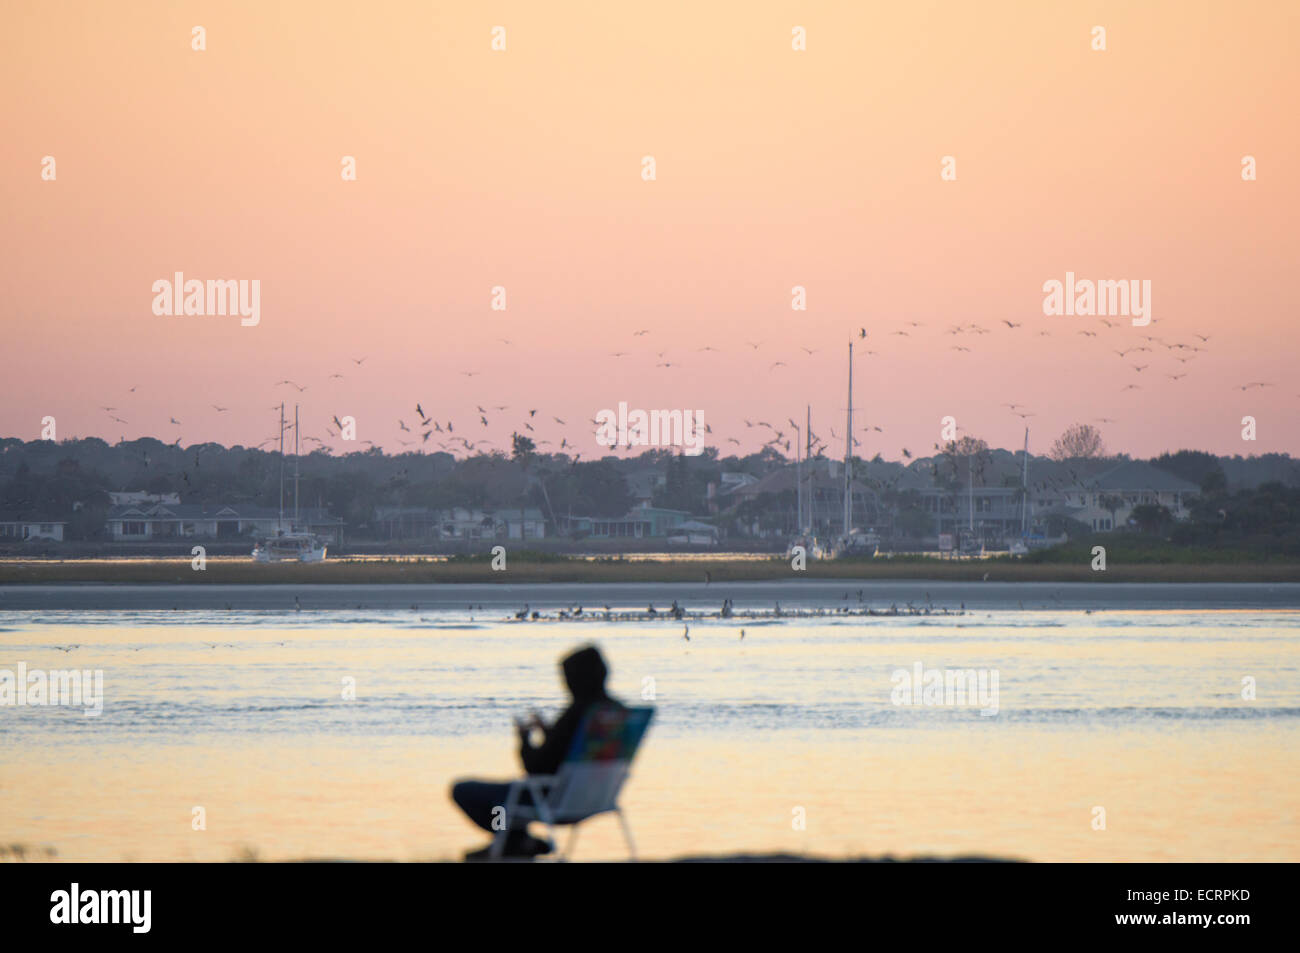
[829, 342, 876, 560]
[253, 402, 327, 564]
[667, 520, 720, 546]
[1007, 427, 1031, 558]
[786, 533, 828, 560]
[833, 528, 880, 558]
[253, 533, 327, 563]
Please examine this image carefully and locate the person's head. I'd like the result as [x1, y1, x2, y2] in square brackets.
[561, 644, 608, 700]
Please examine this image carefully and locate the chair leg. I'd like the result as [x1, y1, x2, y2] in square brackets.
[490, 783, 523, 861]
[527, 779, 559, 858]
[616, 808, 638, 862]
[488, 826, 509, 862]
[561, 823, 581, 862]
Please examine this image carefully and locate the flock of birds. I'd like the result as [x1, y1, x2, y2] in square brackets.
[508, 590, 969, 632]
[87, 312, 1284, 468]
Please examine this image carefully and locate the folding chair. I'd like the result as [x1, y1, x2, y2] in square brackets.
[490, 704, 654, 862]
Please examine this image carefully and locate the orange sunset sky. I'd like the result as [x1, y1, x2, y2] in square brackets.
[2, 1, 1298, 460]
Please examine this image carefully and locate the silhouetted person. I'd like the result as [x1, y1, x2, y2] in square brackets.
[450, 645, 621, 861]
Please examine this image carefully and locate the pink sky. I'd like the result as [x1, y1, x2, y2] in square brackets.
[3, 1, 1298, 461]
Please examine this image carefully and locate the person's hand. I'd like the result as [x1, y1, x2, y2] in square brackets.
[514, 714, 540, 743]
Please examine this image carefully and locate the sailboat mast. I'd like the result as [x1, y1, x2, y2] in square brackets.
[278, 402, 285, 532]
[843, 341, 853, 537]
[968, 459, 974, 533]
[805, 404, 811, 531]
[1020, 426, 1030, 536]
[795, 412, 802, 536]
[294, 404, 300, 528]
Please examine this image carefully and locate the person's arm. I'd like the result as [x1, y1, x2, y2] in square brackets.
[519, 706, 578, 775]
[515, 710, 542, 757]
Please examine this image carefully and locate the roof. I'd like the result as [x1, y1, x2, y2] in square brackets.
[495, 508, 546, 520]
[917, 485, 1019, 497]
[107, 503, 342, 523]
[1079, 460, 1199, 493]
[730, 464, 875, 499]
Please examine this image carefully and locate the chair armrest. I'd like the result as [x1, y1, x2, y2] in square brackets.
[507, 774, 557, 792]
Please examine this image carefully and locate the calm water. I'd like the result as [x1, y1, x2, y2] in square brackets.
[2, 583, 1298, 861]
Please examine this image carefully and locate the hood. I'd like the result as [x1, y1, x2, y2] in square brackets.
[562, 645, 608, 700]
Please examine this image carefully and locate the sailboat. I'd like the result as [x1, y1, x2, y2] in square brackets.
[785, 405, 828, 560]
[252, 403, 327, 563]
[1009, 427, 1030, 557]
[831, 342, 878, 558]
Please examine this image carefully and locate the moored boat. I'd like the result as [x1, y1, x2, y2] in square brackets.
[253, 533, 327, 563]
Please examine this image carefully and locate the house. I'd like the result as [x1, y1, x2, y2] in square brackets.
[106, 502, 344, 543]
[108, 491, 181, 506]
[706, 472, 759, 514]
[495, 508, 547, 540]
[915, 486, 1024, 541]
[372, 506, 442, 539]
[1061, 460, 1199, 531]
[726, 460, 879, 537]
[0, 518, 66, 542]
[371, 506, 545, 541]
[624, 469, 665, 508]
[561, 504, 692, 539]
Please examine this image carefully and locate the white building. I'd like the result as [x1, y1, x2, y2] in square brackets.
[0, 520, 66, 542]
[372, 506, 545, 541]
[108, 491, 181, 506]
[1061, 460, 1199, 531]
[106, 502, 343, 543]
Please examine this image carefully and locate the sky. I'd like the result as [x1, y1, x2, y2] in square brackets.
[3, 0, 1298, 462]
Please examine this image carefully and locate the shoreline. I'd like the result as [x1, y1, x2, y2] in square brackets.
[1, 556, 1299, 585]
[4, 578, 1300, 612]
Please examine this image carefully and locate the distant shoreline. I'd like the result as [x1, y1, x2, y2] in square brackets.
[2, 556, 1299, 585]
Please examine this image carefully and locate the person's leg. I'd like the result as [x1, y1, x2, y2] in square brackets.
[450, 780, 515, 832]
[450, 779, 552, 860]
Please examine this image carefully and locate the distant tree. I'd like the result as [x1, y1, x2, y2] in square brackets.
[1151, 450, 1223, 489]
[1130, 503, 1174, 534]
[1049, 423, 1106, 461]
[510, 433, 536, 463]
[936, 436, 992, 488]
[653, 453, 702, 513]
[1098, 493, 1126, 531]
[1199, 469, 1228, 497]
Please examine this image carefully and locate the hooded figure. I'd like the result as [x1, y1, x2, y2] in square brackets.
[519, 645, 616, 775]
[451, 644, 622, 860]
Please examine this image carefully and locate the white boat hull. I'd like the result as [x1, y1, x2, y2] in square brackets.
[252, 535, 327, 563]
